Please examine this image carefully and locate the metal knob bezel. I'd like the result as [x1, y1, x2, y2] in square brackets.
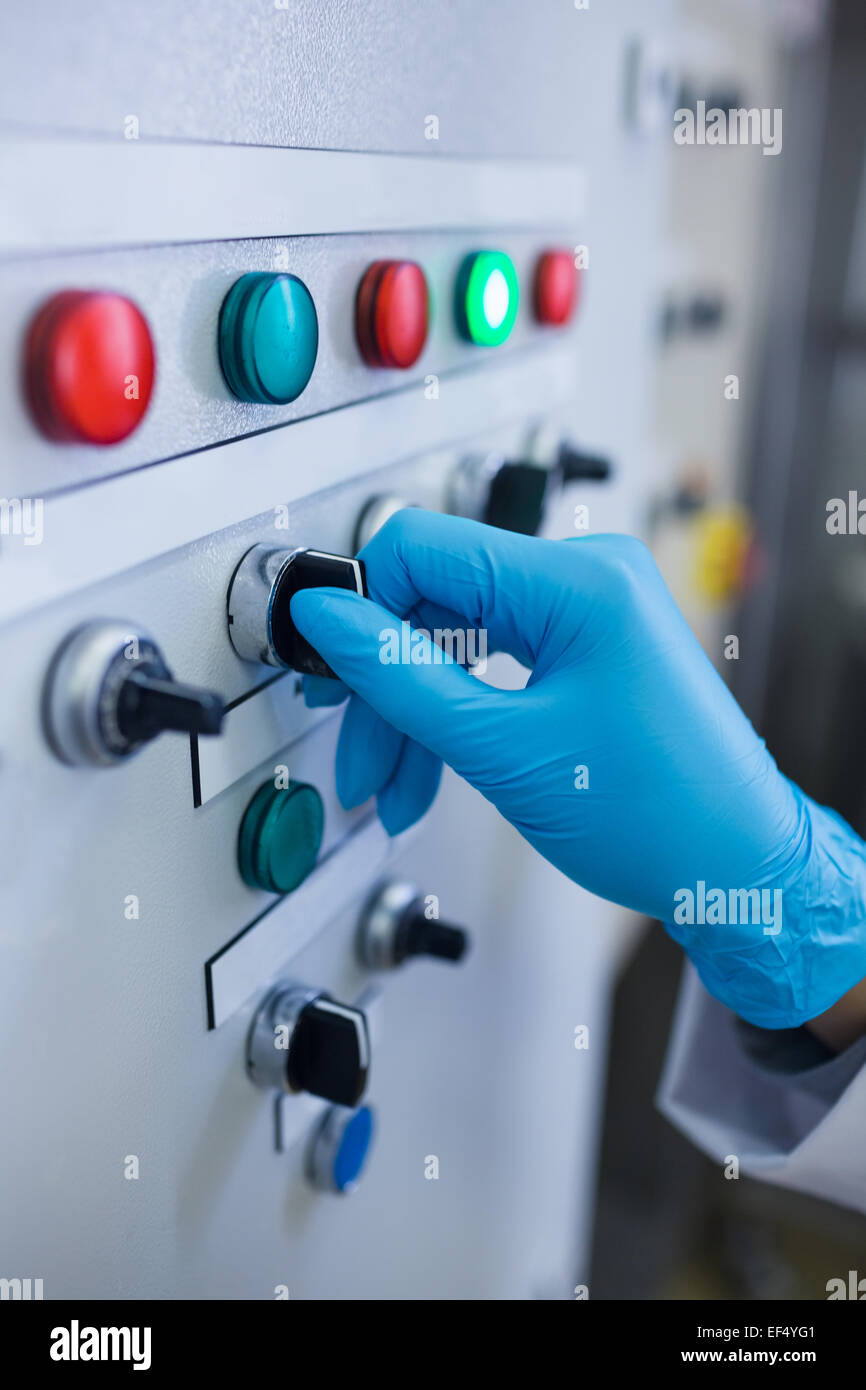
[42, 619, 167, 767]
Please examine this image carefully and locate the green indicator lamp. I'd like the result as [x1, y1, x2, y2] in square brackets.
[455, 251, 519, 346]
[238, 778, 325, 894]
[218, 272, 318, 405]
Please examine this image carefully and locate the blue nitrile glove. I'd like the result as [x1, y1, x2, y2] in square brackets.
[290, 509, 866, 1029]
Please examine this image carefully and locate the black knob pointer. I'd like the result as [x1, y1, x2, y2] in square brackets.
[116, 672, 225, 741]
[287, 998, 370, 1108]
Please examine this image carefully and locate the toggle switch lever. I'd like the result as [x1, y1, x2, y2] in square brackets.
[558, 444, 612, 483]
[43, 620, 225, 767]
[358, 880, 470, 970]
[115, 672, 225, 742]
[399, 913, 468, 963]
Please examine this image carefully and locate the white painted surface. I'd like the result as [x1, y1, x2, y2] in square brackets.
[207, 817, 397, 1030]
[0, 139, 583, 254]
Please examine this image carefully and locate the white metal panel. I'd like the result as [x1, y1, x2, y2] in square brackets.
[0, 140, 584, 254]
[0, 0, 675, 1300]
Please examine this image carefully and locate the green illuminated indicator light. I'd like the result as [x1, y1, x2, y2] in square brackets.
[237, 779, 325, 894]
[456, 251, 519, 346]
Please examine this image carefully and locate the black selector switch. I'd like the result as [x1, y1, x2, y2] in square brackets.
[450, 432, 613, 537]
[42, 620, 225, 767]
[358, 880, 470, 970]
[287, 998, 369, 1107]
[116, 670, 223, 743]
[484, 460, 549, 536]
[247, 983, 370, 1107]
[449, 451, 545, 536]
[227, 544, 367, 678]
[558, 443, 612, 483]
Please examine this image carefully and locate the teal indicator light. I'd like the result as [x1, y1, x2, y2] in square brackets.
[218, 272, 318, 404]
[237, 778, 325, 894]
[455, 251, 519, 346]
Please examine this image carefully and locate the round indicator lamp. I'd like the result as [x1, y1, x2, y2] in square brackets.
[534, 249, 580, 326]
[308, 1105, 376, 1195]
[356, 260, 429, 369]
[218, 272, 318, 405]
[455, 251, 519, 346]
[238, 778, 325, 894]
[25, 290, 155, 445]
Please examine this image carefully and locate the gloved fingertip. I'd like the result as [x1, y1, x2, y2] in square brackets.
[335, 759, 370, 811]
[376, 743, 443, 835]
[301, 673, 348, 708]
[337, 787, 365, 813]
[289, 585, 366, 639]
[335, 698, 405, 809]
[377, 791, 418, 837]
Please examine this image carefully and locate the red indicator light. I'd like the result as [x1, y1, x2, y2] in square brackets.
[356, 260, 429, 369]
[533, 251, 580, 327]
[25, 290, 155, 445]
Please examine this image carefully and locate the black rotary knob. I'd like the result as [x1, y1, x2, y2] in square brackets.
[484, 448, 613, 534]
[483, 461, 549, 535]
[227, 544, 367, 678]
[246, 983, 370, 1107]
[358, 881, 470, 970]
[287, 997, 369, 1107]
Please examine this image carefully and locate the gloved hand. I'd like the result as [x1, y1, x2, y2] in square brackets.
[291, 509, 866, 1029]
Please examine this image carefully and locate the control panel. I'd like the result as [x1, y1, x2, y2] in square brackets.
[0, 0, 673, 1300]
